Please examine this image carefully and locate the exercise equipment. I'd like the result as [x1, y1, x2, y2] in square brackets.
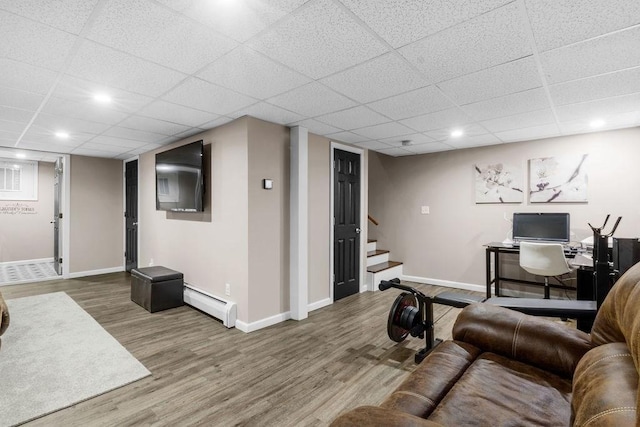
[380, 215, 621, 363]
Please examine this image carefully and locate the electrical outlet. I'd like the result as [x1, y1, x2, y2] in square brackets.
[421, 206, 430, 214]
[225, 283, 231, 296]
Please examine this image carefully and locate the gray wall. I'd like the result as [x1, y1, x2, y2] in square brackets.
[69, 155, 123, 273]
[369, 127, 640, 287]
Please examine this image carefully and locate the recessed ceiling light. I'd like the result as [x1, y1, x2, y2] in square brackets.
[590, 119, 605, 129]
[55, 131, 69, 139]
[15, 153, 26, 159]
[451, 129, 464, 138]
[93, 93, 112, 104]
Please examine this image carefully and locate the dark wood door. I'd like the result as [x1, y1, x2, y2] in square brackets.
[53, 157, 62, 275]
[125, 160, 138, 272]
[334, 149, 361, 301]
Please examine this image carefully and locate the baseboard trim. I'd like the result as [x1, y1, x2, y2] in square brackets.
[68, 266, 124, 279]
[236, 311, 291, 333]
[0, 257, 54, 266]
[401, 274, 488, 294]
[308, 297, 332, 312]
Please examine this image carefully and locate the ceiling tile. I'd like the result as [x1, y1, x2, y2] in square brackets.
[549, 66, 640, 106]
[52, 75, 154, 114]
[71, 147, 119, 158]
[163, 78, 256, 116]
[559, 111, 640, 134]
[0, 106, 36, 124]
[541, 26, 640, 84]
[103, 126, 167, 143]
[354, 140, 393, 150]
[89, 135, 149, 149]
[315, 106, 389, 130]
[77, 142, 132, 154]
[198, 116, 234, 129]
[289, 119, 343, 136]
[30, 113, 110, 136]
[0, 10, 77, 71]
[326, 131, 369, 144]
[248, 0, 388, 79]
[0, 58, 58, 94]
[494, 123, 561, 142]
[340, 0, 512, 48]
[119, 115, 192, 136]
[366, 86, 454, 121]
[87, 0, 237, 74]
[461, 88, 550, 121]
[0, 0, 99, 34]
[555, 92, 640, 122]
[18, 142, 75, 153]
[446, 133, 502, 149]
[171, 129, 204, 140]
[0, 120, 26, 134]
[67, 40, 188, 97]
[481, 109, 556, 133]
[267, 82, 357, 117]
[376, 146, 414, 157]
[400, 108, 471, 132]
[425, 124, 488, 141]
[154, 0, 194, 13]
[437, 57, 541, 105]
[0, 87, 44, 111]
[404, 142, 454, 154]
[41, 97, 129, 126]
[185, 0, 308, 42]
[137, 100, 218, 127]
[320, 53, 428, 103]
[199, 46, 310, 100]
[352, 122, 415, 139]
[525, 0, 640, 52]
[22, 125, 97, 145]
[399, 2, 531, 83]
[380, 133, 436, 147]
[230, 102, 305, 125]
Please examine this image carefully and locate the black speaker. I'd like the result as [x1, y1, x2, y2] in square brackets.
[613, 238, 640, 276]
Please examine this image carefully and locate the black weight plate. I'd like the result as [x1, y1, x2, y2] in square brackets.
[387, 292, 418, 342]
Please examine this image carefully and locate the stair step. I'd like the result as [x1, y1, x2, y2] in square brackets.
[367, 249, 389, 257]
[368, 239, 377, 243]
[367, 261, 403, 273]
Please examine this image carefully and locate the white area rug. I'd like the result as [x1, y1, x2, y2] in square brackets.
[0, 292, 151, 426]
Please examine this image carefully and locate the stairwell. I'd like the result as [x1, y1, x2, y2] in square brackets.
[366, 239, 403, 290]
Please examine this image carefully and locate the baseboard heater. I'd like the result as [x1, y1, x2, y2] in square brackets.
[183, 284, 237, 328]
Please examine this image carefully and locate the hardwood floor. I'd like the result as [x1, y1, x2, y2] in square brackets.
[1, 274, 476, 426]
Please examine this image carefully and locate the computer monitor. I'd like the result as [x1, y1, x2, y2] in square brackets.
[512, 213, 570, 243]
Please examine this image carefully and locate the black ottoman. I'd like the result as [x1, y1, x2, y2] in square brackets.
[131, 266, 184, 313]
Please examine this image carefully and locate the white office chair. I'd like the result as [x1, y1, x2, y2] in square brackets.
[519, 242, 572, 299]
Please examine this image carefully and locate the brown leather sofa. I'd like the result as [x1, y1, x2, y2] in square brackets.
[332, 263, 640, 426]
[0, 291, 9, 350]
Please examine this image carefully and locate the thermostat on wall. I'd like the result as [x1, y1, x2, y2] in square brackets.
[263, 179, 273, 190]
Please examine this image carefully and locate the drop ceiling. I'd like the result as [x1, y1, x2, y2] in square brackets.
[1, 0, 639, 159]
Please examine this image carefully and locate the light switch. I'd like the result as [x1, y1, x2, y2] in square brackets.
[421, 206, 430, 214]
[263, 179, 273, 190]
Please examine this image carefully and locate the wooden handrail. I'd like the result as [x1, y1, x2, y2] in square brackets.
[368, 214, 379, 226]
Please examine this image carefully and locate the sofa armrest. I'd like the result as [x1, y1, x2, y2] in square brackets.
[452, 303, 592, 378]
[331, 406, 443, 427]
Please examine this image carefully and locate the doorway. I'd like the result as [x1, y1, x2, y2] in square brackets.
[124, 159, 138, 272]
[333, 148, 361, 301]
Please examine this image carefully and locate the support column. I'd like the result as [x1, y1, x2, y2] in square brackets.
[290, 126, 308, 320]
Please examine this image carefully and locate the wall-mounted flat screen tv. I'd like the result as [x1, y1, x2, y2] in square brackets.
[512, 212, 570, 243]
[156, 140, 204, 212]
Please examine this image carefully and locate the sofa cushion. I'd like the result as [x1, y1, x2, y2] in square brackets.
[381, 341, 481, 418]
[572, 342, 638, 426]
[427, 352, 572, 426]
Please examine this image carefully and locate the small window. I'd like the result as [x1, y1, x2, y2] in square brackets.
[0, 166, 22, 191]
